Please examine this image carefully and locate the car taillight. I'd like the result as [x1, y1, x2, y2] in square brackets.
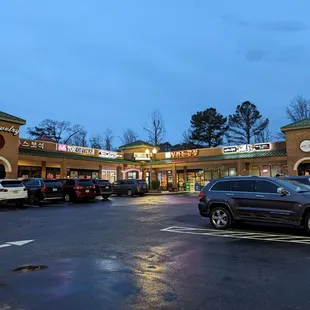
[92, 185, 96, 189]
[41, 185, 46, 192]
[0, 189, 8, 192]
[74, 186, 83, 190]
[199, 191, 205, 198]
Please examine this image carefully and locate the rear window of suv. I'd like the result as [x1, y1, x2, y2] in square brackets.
[77, 180, 93, 186]
[0, 180, 24, 188]
[44, 180, 62, 187]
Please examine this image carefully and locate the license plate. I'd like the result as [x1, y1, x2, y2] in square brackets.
[106, 186, 110, 189]
[13, 190, 19, 194]
[53, 188, 57, 192]
[85, 190, 89, 193]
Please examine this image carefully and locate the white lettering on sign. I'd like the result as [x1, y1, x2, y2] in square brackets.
[0, 125, 19, 136]
[19, 140, 44, 149]
[134, 152, 151, 160]
[171, 150, 199, 158]
[66, 145, 95, 155]
[98, 150, 118, 159]
[223, 143, 271, 154]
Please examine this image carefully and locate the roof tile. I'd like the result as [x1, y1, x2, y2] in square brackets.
[0, 111, 26, 125]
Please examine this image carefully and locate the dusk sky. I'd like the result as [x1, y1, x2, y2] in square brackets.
[1, 0, 310, 146]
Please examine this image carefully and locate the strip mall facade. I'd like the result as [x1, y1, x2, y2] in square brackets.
[1, 111, 310, 191]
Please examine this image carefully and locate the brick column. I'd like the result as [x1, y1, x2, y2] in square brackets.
[41, 161, 46, 178]
[117, 166, 123, 180]
[172, 164, 177, 188]
[183, 166, 188, 182]
[60, 160, 67, 178]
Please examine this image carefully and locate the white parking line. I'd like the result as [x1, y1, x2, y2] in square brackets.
[0, 239, 34, 250]
[161, 226, 310, 244]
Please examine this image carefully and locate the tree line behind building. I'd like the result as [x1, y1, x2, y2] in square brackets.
[26, 95, 310, 152]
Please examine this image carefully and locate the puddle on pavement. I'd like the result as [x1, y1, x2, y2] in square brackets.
[12, 265, 48, 273]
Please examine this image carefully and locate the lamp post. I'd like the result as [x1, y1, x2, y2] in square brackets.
[145, 148, 157, 190]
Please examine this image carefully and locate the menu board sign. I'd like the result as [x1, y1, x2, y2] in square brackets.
[57, 144, 95, 155]
[223, 143, 271, 154]
[19, 139, 45, 150]
[98, 150, 118, 159]
[166, 149, 199, 158]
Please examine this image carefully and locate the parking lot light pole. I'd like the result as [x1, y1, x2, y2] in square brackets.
[145, 148, 157, 190]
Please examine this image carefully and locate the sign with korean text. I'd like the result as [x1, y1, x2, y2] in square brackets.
[19, 139, 45, 150]
[223, 143, 271, 154]
[56, 144, 95, 155]
[98, 150, 119, 159]
[134, 152, 150, 160]
[167, 149, 199, 158]
[0, 125, 19, 136]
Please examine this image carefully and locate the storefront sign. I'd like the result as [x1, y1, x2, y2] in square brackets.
[57, 144, 95, 155]
[223, 143, 271, 154]
[19, 139, 45, 149]
[300, 140, 310, 152]
[169, 149, 199, 158]
[98, 150, 118, 159]
[0, 135, 5, 150]
[134, 152, 150, 160]
[0, 125, 19, 136]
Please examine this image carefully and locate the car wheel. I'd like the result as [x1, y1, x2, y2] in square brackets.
[29, 194, 39, 206]
[304, 213, 310, 235]
[127, 189, 133, 197]
[210, 207, 232, 230]
[64, 193, 71, 203]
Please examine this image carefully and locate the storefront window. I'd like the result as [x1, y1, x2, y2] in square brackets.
[102, 170, 116, 183]
[69, 169, 99, 179]
[127, 171, 137, 179]
[18, 166, 42, 178]
[250, 166, 260, 176]
[46, 168, 61, 179]
[158, 170, 173, 190]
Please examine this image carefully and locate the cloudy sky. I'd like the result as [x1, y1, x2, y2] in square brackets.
[0, 0, 309, 146]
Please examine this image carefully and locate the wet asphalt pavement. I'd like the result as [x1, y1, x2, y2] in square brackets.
[1, 195, 310, 310]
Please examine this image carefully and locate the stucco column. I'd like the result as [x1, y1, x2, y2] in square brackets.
[237, 161, 243, 176]
[117, 166, 123, 180]
[99, 165, 102, 179]
[172, 164, 177, 188]
[41, 161, 46, 178]
[183, 166, 188, 182]
[60, 160, 68, 178]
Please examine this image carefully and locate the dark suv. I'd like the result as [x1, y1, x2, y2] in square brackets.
[283, 176, 310, 186]
[92, 179, 113, 200]
[22, 178, 63, 205]
[198, 176, 310, 234]
[60, 178, 96, 202]
[113, 179, 148, 197]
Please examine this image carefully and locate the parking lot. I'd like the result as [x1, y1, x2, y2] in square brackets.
[1, 195, 310, 309]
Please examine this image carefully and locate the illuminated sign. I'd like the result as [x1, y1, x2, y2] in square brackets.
[134, 152, 150, 160]
[98, 150, 118, 159]
[0, 125, 19, 136]
[56, 144, 95, 155]
[19, 139, 44, 149]
[223, 143, 271, 154]
[167, 149, 199, 158]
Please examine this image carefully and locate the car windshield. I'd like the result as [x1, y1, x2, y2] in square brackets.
[277, 179, 310, 192]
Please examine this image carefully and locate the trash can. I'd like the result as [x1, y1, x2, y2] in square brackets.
[185, 182, 190, 192]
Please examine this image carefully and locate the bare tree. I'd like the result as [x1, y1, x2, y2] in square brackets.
[286, 95, 310, 122]
[143, 109, 166, 145]
[254, 122, 274, 143]
[103, 128, 113, 150]
[274, 131, 286, 141]
[89, 134, 104, 149]
[27, 119, 86, 144]
[67, 128, 88, 147]
[121, 129, 138, 145]
[182, 129, 192, 144]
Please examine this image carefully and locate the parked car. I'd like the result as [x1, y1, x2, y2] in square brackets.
[60, 178, 96, 202]
[0, 179, 28, 208]
[283, 176, 310, 186]
[112, 179, 149, 197]
[198, 176, 310, 234]
[92, 179, 113, 200]
[22, 178, 63, 205]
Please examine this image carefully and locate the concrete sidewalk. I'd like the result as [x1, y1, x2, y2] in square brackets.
[145, 191, 199, 196]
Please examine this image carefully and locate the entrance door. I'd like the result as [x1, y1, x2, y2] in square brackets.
[0, 164, 5, 179]
[298, 163, 310, 176]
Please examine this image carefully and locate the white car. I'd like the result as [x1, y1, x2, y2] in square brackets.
[0, 179, 28, 208]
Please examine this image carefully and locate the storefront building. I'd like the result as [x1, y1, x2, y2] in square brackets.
[2, 111, 310, 191]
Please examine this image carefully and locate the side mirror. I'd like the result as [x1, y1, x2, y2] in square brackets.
[277, 187, 287, 195]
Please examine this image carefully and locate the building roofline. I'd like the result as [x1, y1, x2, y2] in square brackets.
[0, 111, 26, 125]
